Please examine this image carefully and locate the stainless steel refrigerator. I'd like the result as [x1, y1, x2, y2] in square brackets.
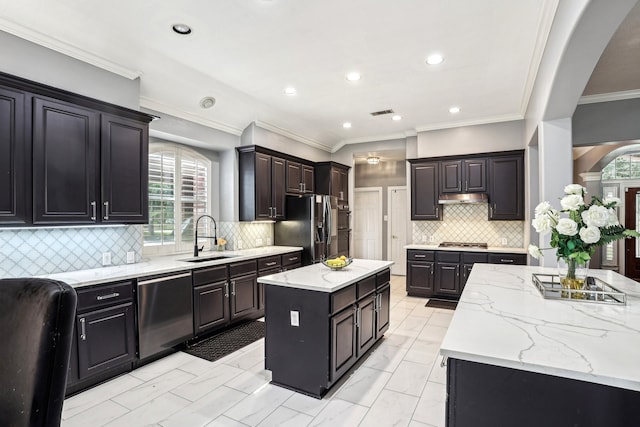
[274, 194, 338, 265]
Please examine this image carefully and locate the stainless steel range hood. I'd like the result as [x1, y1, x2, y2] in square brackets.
[438, 193, 489, 204]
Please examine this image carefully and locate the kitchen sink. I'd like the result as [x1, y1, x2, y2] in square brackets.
[179, 254, 237, 263]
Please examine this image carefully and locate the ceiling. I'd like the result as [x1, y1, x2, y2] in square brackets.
[0, 1, 559, 152]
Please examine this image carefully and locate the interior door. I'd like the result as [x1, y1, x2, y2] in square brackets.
[624, 187, 640, 280]
[354, 188, 382, 259]
[389, 187, 407, 275]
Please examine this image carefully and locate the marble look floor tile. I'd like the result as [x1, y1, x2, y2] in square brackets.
[426, 311, 453, 328]
[224, 360, 273, 394]
[308, 399, 368, 427]
[205, 416, 248, 427]
[112, 369, 196, 410]
[282, 392, 330, 417]
[223, 383, 293, 426]
[403, 339, 441, 366]
[61, 399, 129, 427]
[417, 325, 448, 343]
[224, 346, 265, 371]
[412, 381, 446, 427]
[427, 356, 447, 385]
[62, 374, 144, 419]
[396, 316, 429, 334]
[160, 386, 247, 427]
[335, 366, 392, 407]
[409, 305, 436, 318]
[360, 389, 419, 427]
[362, 343, 409, 373]
[379, 330, 417, 349]
[385, 360, 431, 397]
[130, 352, 196, 382]
[408, 421, 432, 427]
[105, 393, 192, 427]
[255, 406, 312, 427]
[171, 364, 245, 402]
[178, 355, 220, 376]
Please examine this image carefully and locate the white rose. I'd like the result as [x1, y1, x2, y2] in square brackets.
[528, 244, 543, 259]
[564, 184, 586, 195]
[560, 194, 584, 211]
[579, 226, 601, 244]
[607, 208, 620, 226]
[532, 215, 553, 234]
[556, 218, 578, 236]
[580, 205, 609, 227]
[603, 196, 621, 206]
[534, 201, 553, 216]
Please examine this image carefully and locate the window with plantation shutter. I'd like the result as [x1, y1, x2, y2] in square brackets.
[144, 143, 211, 254]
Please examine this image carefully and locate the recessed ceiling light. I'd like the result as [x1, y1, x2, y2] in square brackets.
[343, 122, 352, 129]
[346, 72, 361, 82]
[199, 97, 216, 109]
[426, 54, 444, 65]
[449, 106, 461, 114]
[284, 87, 297, 96]
[172, 24, 192, 35]
[392, 115, 402, 121]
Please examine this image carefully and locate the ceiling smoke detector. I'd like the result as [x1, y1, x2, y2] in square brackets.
[370, 109, 394, 117]
[200, 97, 216, 109]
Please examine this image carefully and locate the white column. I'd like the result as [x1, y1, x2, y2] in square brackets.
[538, 118, 573, 267]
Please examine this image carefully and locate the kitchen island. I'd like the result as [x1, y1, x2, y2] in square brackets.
[258, 259, 393, 398]
[441, 263, 640, 426]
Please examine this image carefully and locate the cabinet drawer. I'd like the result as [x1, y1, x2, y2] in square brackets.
[331, 284, 356, 314]
[282, 252, 302, 266]
[229, 260, 257, 278]
[258, 256, 282, 271]
[462, 252, 488, 264]
[357, 276, 376, 299]
[436, 251, 461, 263]
[488, 253, 527, 265]
[376, 269, 391, 287]
[407, 250, 434, 262]
[193, 265, 228, 286]
[77, 281, 133, 312]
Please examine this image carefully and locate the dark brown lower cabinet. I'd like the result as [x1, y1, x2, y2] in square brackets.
[435, 252, 461, 296]
[230, 272, 258, 320]
[356, 294, 377, 356]
[330, 306, 357, 382]
[194, 281, 230, 334]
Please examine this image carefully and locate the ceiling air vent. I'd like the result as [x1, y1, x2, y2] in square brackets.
[370, 109, 394, 117]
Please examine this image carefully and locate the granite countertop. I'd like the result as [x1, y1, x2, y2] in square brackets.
[258, 259, 394, 293]
[40, 246, 303, 288]
[440, 263, 640, 391]
[404, 244, 527, 254]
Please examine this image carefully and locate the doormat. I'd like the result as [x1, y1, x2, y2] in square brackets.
[425, 299, 458, 310]
[183, 320, 265, 362]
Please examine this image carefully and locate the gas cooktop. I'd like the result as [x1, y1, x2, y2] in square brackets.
[438, 242, 488, 249]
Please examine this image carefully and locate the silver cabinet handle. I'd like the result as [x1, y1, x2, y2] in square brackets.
[355, 307, 360, 327]
[80, 318, 87, 341]
[268, 207, 273, 217]
[138, 272, 191, 286]
[299, 182, 303, 192]
[302, 183, 306, 192]
[414, 254, 426, 258]
[436, 206, 439, 216]
[225, 282, 229, 298]
[96, 292, 120, 301]
[501, 259, 514, 263]
[90, 201, 97, 221]
[266, 262, 277, 267]
[103, 201, 109, 220]
[231, 280, 236, 296]
[339, 191, 344, 200]
[288, 256, 298, 261]
[273, 207, 277, 217]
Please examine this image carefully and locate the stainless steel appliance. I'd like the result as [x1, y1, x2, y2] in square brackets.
[439, 241, 488, 249]
[137, 272, 193, 360]
[274, 195, 339, 265]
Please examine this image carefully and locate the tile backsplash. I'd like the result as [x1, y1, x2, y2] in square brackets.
[0, 225, 142, 278]
[217, 222, 274, 250]
[412, 204, 524, 247]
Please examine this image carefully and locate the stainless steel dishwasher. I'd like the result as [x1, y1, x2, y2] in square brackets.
[137, 272, 193, 360]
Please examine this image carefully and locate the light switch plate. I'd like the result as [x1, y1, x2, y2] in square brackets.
[290, 310, 300, 327]
[266, 237, 272, 246]
[102, 252, 112, 266]
[126, 251, 135, 264]
[501, 237, 508, 246]
[256, 238, 263, 247]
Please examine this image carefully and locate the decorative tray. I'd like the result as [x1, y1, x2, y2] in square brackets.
[532, 273, 626, 305]
[322, 257, 353, 270]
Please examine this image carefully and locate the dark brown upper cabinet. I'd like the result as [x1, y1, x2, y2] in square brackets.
[0, 85, 28, 225]
[238, 146, 286, 221]
[285, 160, 315, 194]
[410, 161, 441, 220]
[440, 158, 487, 194]
[488, 153, 524, 220]
[315, 162, 350, 203]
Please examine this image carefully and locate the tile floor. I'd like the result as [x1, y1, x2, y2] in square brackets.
[61, 276, 452, 427]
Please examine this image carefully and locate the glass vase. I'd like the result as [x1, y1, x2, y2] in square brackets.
[558, 257, 589, 299]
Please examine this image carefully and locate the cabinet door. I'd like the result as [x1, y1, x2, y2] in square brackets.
[286, 160, 302, 193]
[357, 294, 376, 356]
[376, 285, 391, 337]
[330, 306, 357, 382]
[0, 86, 27, 224]
[230, 273, 258, 320]
[464, 158, 487, 192]
[435, 262, 460, 296]
[488, 155, 524, 220]
[76, 302, 135, 379]
[33, 97, 99, 224]
[411, 162, 441, 220]
[255, 153, 273, 220]
[258, 267, 281, 310]
[302, 164, 315, 193]
[101, 114, 148, 223]
[272, 156, 286, 219]
[339, 168, 348, 202]
[440, 160, 462, 193]
[194, 281, 230, 334]
[462, 263, 474, 286]
[330, 167, 342, 199]
[406, 261, 435, 297]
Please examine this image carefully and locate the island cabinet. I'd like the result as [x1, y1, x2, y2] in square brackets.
[263, 261, 392, 398]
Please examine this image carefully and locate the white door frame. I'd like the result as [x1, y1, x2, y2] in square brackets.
[387, 186, 407, 274]
[354, 187, 383, 260]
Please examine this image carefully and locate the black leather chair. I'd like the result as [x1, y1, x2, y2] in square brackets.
[0, 278, 77, 427]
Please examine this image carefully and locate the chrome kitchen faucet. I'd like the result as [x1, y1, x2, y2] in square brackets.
[194, 215, 218, 257]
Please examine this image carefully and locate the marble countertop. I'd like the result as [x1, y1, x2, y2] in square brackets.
[404, 244, 527, 254]
[440, 263, 640, 391]
[258, 259, 394, 293]
[39, 246, 303, 288]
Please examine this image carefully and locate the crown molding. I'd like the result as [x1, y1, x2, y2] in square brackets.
[0, 18, 141, 80]
[578, 89, 640, 105]
[332, 132, 413, 153]
[254, 120, 333, 152]
[140, 96, 244, 136]
[415, 113, 524, 133]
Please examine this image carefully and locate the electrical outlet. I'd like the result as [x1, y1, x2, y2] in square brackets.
[102, 252, 112, 266]
[126, 251, 135, 264]
[422, 235, 428, 243]
[256, 238, 263, 247]
[266, 237, 272, 246]
[501, 237, 508, 246]
[429, 236, 436, 243]
[237, 239, 243, 249]
[290, 310, 300, 327]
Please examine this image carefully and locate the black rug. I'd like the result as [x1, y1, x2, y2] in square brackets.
[425, 299, 458, 310]
[184, 320, 265, 362]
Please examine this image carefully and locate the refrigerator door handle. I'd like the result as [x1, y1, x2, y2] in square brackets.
[325, 197, 332, 246]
